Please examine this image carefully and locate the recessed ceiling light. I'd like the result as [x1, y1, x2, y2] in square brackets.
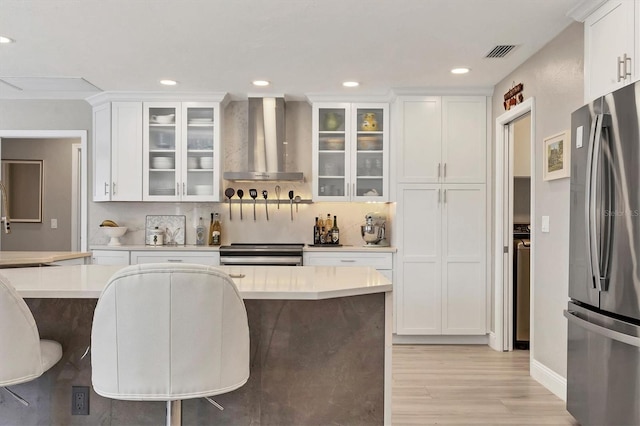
[252, 80, 270, 87]
[343, 81, 359, 88]
[451, 68, 470, 75]
[160, 79, 178, 86]
[0, 36, 15, 44]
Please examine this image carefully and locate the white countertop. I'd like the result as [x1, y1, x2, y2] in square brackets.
[0, 251, 91, 266]
[90, 244, 396, 253]
[3, 264, 392, 300]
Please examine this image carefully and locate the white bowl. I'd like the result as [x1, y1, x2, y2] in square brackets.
[152, 156, 175, 169]
[199, 157, 214, 169]
[151, 114, 175, 124]
[101, 226, 127, 246]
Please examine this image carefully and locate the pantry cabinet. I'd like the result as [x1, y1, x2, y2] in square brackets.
[92, 102, 143, 201]
[143, 102, 221, 202]
[396, 96, 486, 184]
[311, 102, 389, 202]
[395, 184, 486, 335]
[583, 0, 639, 101]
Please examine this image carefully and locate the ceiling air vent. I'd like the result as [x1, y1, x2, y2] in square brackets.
[485, 45, 517, 58]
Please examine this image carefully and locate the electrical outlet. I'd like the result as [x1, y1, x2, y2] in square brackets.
[71, 386, 89, 415]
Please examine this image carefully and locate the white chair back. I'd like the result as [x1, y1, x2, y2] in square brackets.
[91, 264, 250, 401]
[0, 274, 44, 387]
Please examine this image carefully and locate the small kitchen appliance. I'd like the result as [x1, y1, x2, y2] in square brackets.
[360, 212, 389, 247]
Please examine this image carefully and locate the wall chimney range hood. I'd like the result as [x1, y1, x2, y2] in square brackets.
[224, 97, 304, 181]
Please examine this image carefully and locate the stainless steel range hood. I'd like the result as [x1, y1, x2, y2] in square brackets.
[224, 97, 304, 181]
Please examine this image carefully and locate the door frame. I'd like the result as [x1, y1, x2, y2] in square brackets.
[491, 98, 535, 352]
[0, 130, 88, 252]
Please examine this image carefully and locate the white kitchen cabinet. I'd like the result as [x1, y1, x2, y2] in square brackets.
[92, 102, 144, 201]
[584, 0, 638, 101]
[395, 184, 486, 335]
[396, 96, 486, 184]
[143, 102, 221, 202]
[312, 103, 389, 202]
[91, 250, 130, 265]
[303, 251, 393, 280]
[130, 251, 220, 266]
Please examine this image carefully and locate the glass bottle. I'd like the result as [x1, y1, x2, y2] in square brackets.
[196, 217, 206, 246]
[318, 215, 325, 244]
[212, 213, 221, 246]
[208, 213, 214, 246]
[325, 214, 332, 242]
[331, 215, 340, 245]
[313, 217, 320, 245]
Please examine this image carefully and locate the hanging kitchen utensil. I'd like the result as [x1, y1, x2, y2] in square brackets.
[294, 195, 301, 212]
[275, 185, 281, 209]
[288, 190, 294, 221]
[224, 188, 235, 221]
[262, 190, 269, 221]
[237, 189, 244, 220]
[249, 189, 258, 221]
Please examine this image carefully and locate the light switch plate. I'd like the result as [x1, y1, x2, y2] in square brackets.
[51, 218, 58, 229]
[541, 215, 550, 233]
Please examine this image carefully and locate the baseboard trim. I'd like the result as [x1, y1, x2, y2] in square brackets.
[530, 358, 567, 401]
[393, 334, 489, 345]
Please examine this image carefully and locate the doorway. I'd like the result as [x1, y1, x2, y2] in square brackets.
[492, 99, 535, 354]
[0, 130, 87, 252]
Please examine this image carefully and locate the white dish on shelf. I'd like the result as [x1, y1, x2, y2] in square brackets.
[150, 114, 175, 124]
[187, 157, 199, 169]
[189, 118, 213, 124]
[152, 156, 175, 169]
[199, 157, 214, 169]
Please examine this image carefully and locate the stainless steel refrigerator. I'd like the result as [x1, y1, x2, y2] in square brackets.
[567, 81, 640, 425]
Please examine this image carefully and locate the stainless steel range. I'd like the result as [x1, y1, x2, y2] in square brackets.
[219, 243, 304, 266]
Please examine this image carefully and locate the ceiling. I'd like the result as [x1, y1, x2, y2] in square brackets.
[0, 0, 584, 101]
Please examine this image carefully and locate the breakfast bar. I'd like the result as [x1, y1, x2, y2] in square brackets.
[1, 264, 392, 425]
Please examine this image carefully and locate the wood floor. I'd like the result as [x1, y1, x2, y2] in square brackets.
[392, 345, 580, 425]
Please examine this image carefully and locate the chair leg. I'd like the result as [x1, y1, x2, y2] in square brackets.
[204, 396, 224, 410]
[2, 387, 29, 406]
[166, 400, 182, 426]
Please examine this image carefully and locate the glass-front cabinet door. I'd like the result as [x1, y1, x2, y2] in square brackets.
[352, 104, 388, 201]
[181, 103, 219, 201]
[144, 102, 180, 201]
[143, 102, 220, 202]
[314, 104, 350, 201]
[312, 102, 388, 202]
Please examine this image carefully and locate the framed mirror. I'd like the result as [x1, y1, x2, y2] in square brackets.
[1, 159, 43, 223]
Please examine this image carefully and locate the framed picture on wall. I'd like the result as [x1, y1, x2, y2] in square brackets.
[543, 131, 570, 181]
[1, 159, 43, 222]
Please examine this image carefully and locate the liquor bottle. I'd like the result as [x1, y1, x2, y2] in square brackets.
[196, 217, 206, 246]
[212, 213, 222, 246]
[313, 217, 320, 245]
[325, 214, 332, 242]
[331, 215, 340, 244]
[318, 215, 326, 244]
[208, 213, 215, 245]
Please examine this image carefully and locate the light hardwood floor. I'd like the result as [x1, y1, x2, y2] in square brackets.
[392, 345, 580, 425]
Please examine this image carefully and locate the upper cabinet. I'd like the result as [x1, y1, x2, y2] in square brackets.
[312, 102, 389, 202]
[92, 102, 143, 201]
[396, 96, 487, 184]
[583, 0, 639, 101]
[143, 102, 221, 202]
[89, 93, 226, 203]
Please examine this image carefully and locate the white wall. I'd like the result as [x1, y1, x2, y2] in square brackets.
[492, 22, 584, 378]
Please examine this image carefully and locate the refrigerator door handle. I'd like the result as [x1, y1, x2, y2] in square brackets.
[586, 113, 603, 290]
[565, 310, 640, 348]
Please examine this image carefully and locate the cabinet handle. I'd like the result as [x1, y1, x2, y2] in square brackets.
[353, 183, 355, 198]
[437, 163, 441, 178]
[438, 188, 441, 203]
[112, 182, 116, 195]
[618, 54, 632, 81]
[104, 182, 109, 195]
[183, 182, 186, 196]
[340, 259, 356, 263]
[444, 189, 447, 203]
[443, 163, 447, 178]
[347, 184, 349, 196]
[167, 259, 183, 263]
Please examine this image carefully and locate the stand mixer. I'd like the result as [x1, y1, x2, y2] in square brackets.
[360, 212, 389, 247]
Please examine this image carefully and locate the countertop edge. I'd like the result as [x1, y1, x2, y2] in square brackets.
[0, 251, 91, 266]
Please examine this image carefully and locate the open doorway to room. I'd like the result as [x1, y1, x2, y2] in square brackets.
[0, 130, 87, 252]
[493, 99, 535, 354]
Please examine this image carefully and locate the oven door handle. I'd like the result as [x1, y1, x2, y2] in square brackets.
[220, 256, 302, 266]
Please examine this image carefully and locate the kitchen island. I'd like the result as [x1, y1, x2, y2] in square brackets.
[1, 264, 392, 426]
[0, 251, 90, 267]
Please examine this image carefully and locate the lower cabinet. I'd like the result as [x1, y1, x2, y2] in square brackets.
[303, 251, 393, 280]
[395, 184, 487, 336]
[130, 251, 220, 266]
[91, 250, 130, 265]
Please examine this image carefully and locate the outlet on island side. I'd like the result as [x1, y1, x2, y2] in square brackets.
[71, 386, 90, 415]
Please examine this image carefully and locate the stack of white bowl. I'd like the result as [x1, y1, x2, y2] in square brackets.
[152, 156, 174, 169]
[200, 157, 214, 169]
